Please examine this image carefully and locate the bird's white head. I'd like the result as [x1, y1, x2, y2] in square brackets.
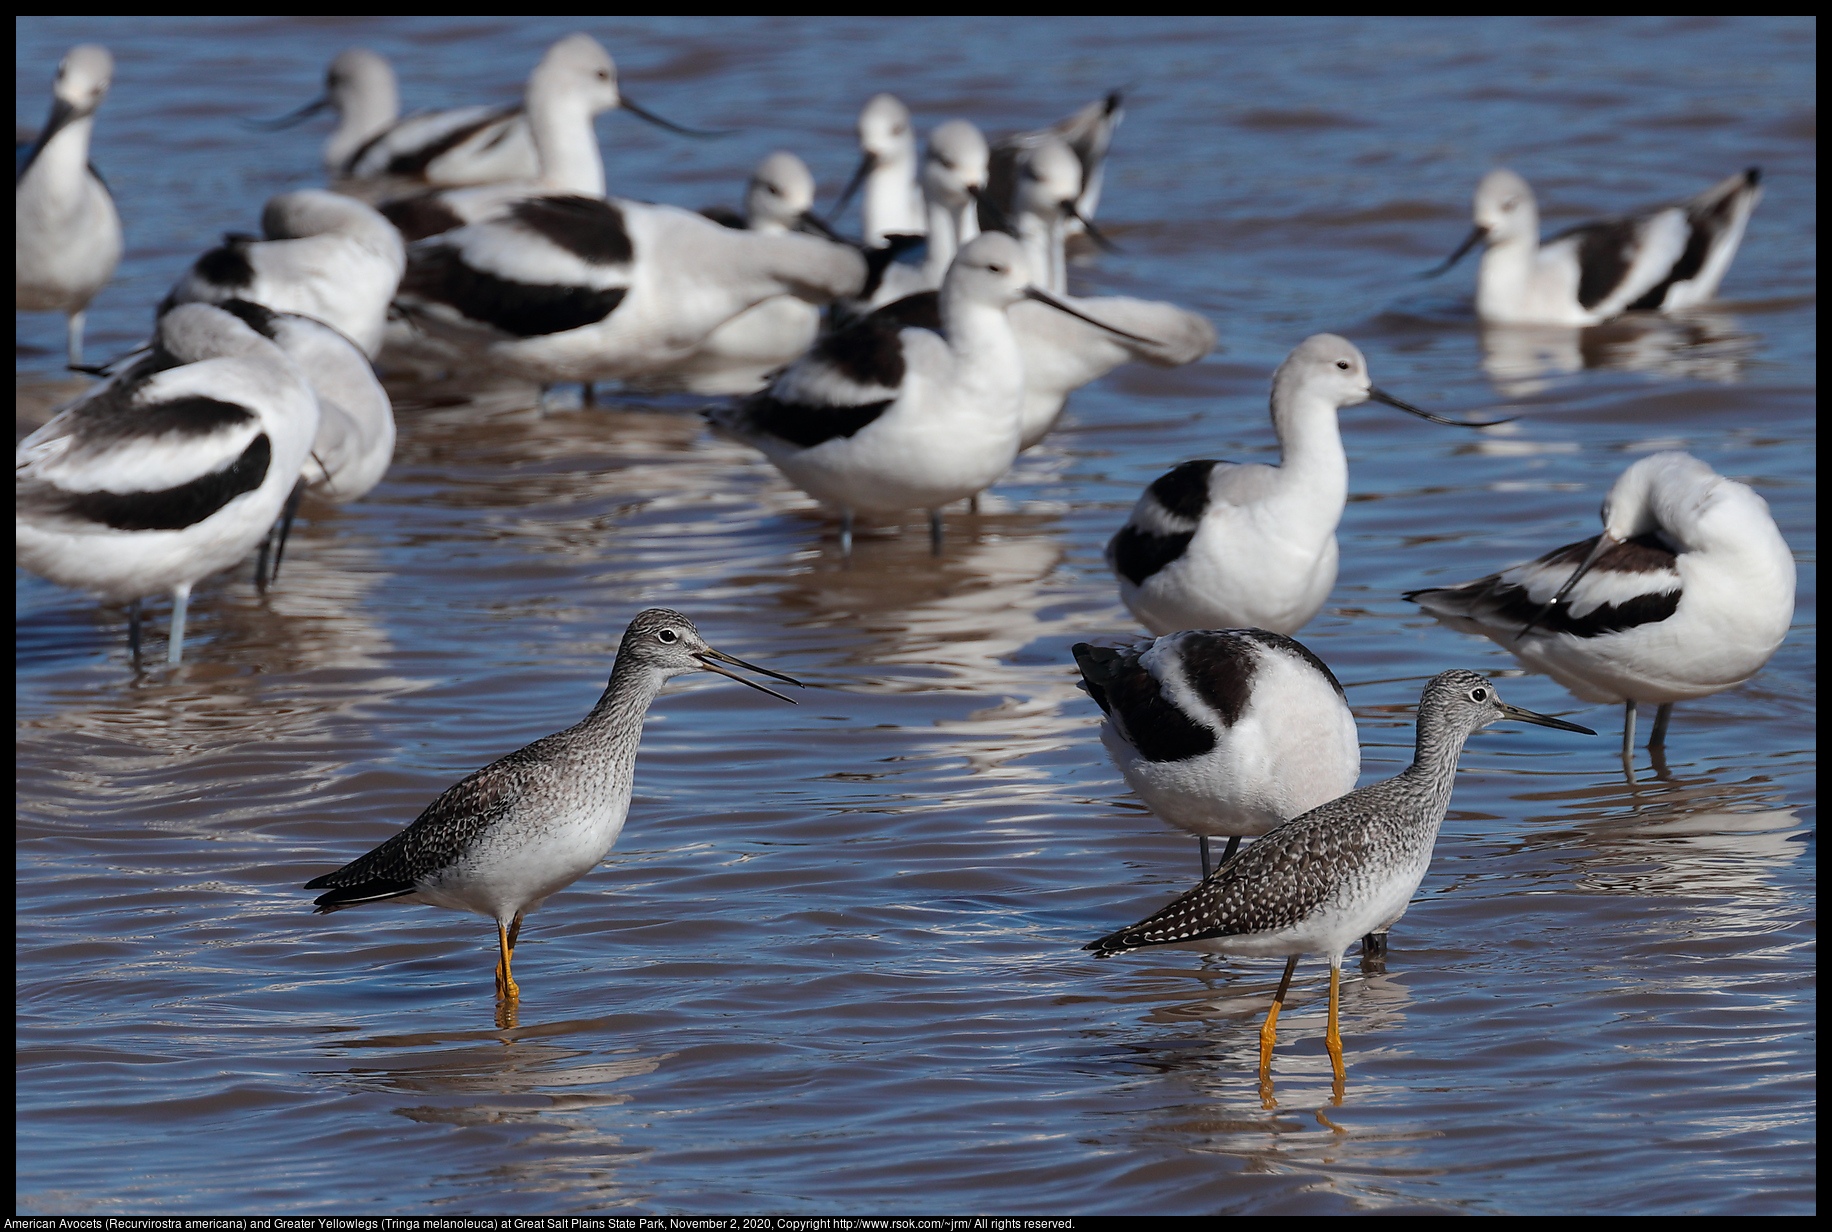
[1471, 167, 1538, 246]
[53, 44, 113, 117]
[921, 119, 991, 211]
[1013, 138, 1084, 223]
[745, 151, 818, 232]
[529, 33, 622, 116]
[324, 48, 395, 117]
[859, 93, 916, 163]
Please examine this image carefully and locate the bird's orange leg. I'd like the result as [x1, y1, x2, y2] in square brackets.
[1259, 955, 1300, 1081]
[1326, 962, 1345, 1083]
[494, 919, 520, 1000]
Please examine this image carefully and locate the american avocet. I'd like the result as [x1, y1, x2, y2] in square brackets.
[160, 190, 405, 358]
[1088, 670, 1593, 1088]
[1428, 167, 1763, 326]
[709, 232, 1149, 555]
[248, 49, 441, 184]
[16, 44, 123, 367]
[1110, 335, 1498, 638]
[858, 119, 994, 311]
[15, 303, 320, 664]
[829, 93, 925, 246]
[1406, 451, 1795, 759]
[393, 192, 866, 387]
[983, 90, 1123, 239]
[1002, 137, 1212, 449]
[634, 151, 851, 396]
[373, 34, 620, 242]
[1073, 629, 1360, 880]
[306, 609, 800, 1001]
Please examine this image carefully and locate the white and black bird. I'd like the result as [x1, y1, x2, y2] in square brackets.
[829, 92, 925, 246]
[371, 33, 620, 242]
[1108, 334, 1497, 638]
[1087, 670, 1594, 1087]
[393, 191, 866, 387]
[1073, 630, 1361, 880]
[305, 608, 801, 1002]
[16, 303, 320, 664]
[982, 90, 1123, 239]
[161, 190, 405, 358]
[248, 48, 428, 184]
[710, 231, 1151, 555]
[1002, 136, 1214, 449]
[1407, 451, 1795, 759]
[17, 43, 123, 367]
[633, 151, 854, 395]
[1428, 166, 1763, 326]
[850, 118, 995, 312]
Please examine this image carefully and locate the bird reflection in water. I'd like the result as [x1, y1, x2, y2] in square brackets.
[1479, 308, 1756, 397]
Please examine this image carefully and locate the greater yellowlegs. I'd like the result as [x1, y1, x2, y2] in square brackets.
[16, 43, 122, 367]
[709, 231, 1150, 556]
[160, 190, 405, 358]
[1426, 167, 1762, 326]
[305, 609, 801, 1001]
[1087, 669, 1594, 1084]
[15, 303, 321, 665]
[1107, 334, 1502, 638]
[1407, 450, 1794, 759]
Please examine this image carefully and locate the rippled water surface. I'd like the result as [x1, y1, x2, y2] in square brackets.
[16, 16, 1815, 1215]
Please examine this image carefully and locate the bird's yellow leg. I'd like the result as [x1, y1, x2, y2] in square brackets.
[1326, 962, 1345, 1083]
[1259, 956, 1300, 1080]
[494, 920, 520, 1000]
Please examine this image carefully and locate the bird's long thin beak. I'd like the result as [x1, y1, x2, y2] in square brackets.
[1369, 386, 1513, 429]
[794, 210, 847, 243]
[245, 94, 332, 132]
[1024, 286, 1157, 345]
[619, 93, 730, 138]
[825, 150, 876, 226]
[1515, 532, 1617, 642]
[969, 183, 1013, 233]
[695, 648, 803, 703]
[1064, 202, 1119, 252]
[1419, 223, 1487, 280]
[1497, 702, 1596, 736]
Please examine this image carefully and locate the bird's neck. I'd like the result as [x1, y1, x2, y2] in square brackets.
[574, 655, 668, 776]
[1269, 393, 1349, 507]
[328, 92, 398, 173]
[1396, 710, 1469, 822]
[526, 95, 605, 197]
[862, 155, 921, 245]
[21, 113, 96, 204]
[1476, 219, 1540, 318]
[922, 197, 978, 283]
[1015, 209, 1066, 294]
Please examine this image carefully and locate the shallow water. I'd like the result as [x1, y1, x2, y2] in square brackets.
[15, 15, 1816, 1216]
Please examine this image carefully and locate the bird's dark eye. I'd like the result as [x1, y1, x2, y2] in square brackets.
[988, 263, 1006, 274]
[658, 629, 679, 644]
[1471, 687, 1488, 701]
[597, 69, 611, 80]
[1336, 360, 1350, 370]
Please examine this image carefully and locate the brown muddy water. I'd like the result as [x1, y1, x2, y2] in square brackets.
[16, 16, 1815, 1215]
